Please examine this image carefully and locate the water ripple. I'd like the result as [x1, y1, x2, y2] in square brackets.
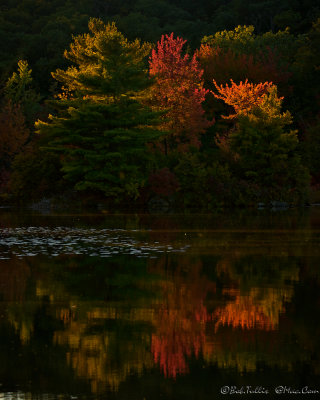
[0, 227, 189, 259]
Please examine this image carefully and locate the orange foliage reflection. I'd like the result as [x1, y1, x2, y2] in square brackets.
[214, 293, 275, 332]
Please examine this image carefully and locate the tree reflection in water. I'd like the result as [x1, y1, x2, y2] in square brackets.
[150, 257, 215, 378]
[0, 249, 318, 395]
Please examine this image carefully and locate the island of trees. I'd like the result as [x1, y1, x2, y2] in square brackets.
[1, 0, 320, 210]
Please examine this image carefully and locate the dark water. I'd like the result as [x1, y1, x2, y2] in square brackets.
[0, 208, 320, 399]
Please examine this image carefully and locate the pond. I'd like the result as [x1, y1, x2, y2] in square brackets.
[0, 208, 319, 399]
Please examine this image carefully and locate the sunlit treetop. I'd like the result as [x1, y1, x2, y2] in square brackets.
[203, 25, 256, 47]
[4, 60, 41, 128]
[212, 79, 292, 127]
[52, 18, 153, 100]
[4, 60, 33, 103]
[212, 79, 274, 119]
[149, 32, 203, 83]
[201, 25, 297, 61]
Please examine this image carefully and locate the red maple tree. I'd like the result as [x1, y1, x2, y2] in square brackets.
[149, 33, 214, 152]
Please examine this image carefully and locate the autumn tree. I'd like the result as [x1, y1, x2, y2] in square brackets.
[212, 81, 309, 203]
[36, 19, 164, 200]
[212, 79, 273, 119]
[149, 33, 214, 153]
[198, 26, 294, 120]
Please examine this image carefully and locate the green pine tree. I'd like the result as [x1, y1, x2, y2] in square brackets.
[36, 19, 165, 200]
[4, 60, 41, 129]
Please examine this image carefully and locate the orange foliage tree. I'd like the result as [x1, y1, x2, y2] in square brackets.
[211, 79, 274, 119]
[149, 33, 214, 152]
[210, 81, 309, 203]
[196, 45, 291, 121]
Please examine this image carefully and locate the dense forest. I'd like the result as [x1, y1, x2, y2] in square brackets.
[1, 0, 320, 210]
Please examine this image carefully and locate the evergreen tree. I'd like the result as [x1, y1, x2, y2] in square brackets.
[211, 80, 309, 203]
[226, 87, 309, 203]
[4, 60, 41, 129]
[36, 19, 164, 200]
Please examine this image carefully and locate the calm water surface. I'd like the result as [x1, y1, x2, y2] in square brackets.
[0, 209, 319, 399]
